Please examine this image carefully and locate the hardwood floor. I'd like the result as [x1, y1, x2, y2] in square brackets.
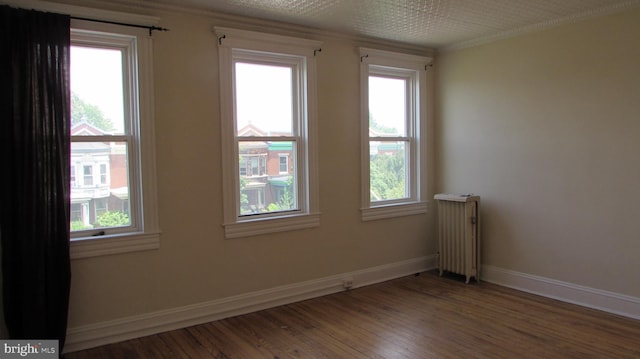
[66, 271, 640, 358]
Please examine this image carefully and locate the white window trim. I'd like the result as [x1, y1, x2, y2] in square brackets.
[360, 48, 432, 221]
[68, 14, 161, 259]
[216, 27, 322, 239]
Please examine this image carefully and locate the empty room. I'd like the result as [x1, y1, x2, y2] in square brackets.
[1, 0, 639, 357]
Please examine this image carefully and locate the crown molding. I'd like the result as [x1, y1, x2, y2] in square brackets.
[440, 0, 640, 52]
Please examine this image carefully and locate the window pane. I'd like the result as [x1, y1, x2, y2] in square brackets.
[70, 141, 131, 231]
[369, 76, 406, 136]
[239, 141, 297, 215]
[370, 141, 408, 201]
[71, 46, 125, 135]
[235, 62, 293, 136]
[83, 165, 93, 186]
[279, 155, 288, 173]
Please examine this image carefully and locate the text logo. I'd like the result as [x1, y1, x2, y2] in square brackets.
[1, 340, 58, 358]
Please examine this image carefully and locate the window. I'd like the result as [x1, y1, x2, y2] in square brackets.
[279, 155, 289, 174]
[216, 27, 321, 238]
[94, 198, 108, 219]
[70, 165, 76, 187]
[360, 48, 431, 221]
[69, 18, 160, 258]
[240, 154, 266, 177]
[83, 165, 93, 186]
[71, 203, 82, 223]
[100, 163, 108, 185]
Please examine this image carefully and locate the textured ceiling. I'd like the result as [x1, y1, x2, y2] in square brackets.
[143, 0, 638, 48]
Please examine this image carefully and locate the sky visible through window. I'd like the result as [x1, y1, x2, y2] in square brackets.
[234, 64, 406, 135]
[235, 62, 293, 135]
[369, 76, 406, 135]
[71, 46, 124, 133]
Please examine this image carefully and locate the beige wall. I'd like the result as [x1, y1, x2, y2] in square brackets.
[436, 8, 640, 297]
[11, 0, 638, 338]
[67, 7, 436, 327]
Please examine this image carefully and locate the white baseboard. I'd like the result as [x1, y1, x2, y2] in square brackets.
[482, 264, 640, 321]
[65, 255, 437, 353]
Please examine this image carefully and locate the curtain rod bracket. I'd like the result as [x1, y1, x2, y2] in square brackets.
[147, 25, 169, 36]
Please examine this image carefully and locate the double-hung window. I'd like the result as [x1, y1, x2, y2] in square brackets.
[216, 27, 321, 238]
[360, 48, 431, 220]
[69, 18, 160, 257]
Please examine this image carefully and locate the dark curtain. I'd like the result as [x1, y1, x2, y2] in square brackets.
[0, 5, 72, 353]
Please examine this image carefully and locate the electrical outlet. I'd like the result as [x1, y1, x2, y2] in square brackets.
[342, 278, 354, 289]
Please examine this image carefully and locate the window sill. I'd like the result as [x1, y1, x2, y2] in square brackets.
[224, 212, 321, 239]
[70, 231, 160, 259]
[361, 201, 428, 221]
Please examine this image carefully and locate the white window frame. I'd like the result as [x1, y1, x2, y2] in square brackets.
[360, 48, 431, 221]
[69, 17, 160, 258]
[216, 27, 321, 239]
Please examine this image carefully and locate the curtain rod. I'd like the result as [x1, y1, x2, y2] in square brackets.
[71, 16, 169, 36]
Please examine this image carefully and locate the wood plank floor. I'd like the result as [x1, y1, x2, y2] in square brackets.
[66, 271, 640, 358]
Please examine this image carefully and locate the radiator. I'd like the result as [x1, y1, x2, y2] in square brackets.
[434, 194, 480, 283]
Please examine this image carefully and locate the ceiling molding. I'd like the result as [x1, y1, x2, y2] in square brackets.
[440, 0, 640, 52]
